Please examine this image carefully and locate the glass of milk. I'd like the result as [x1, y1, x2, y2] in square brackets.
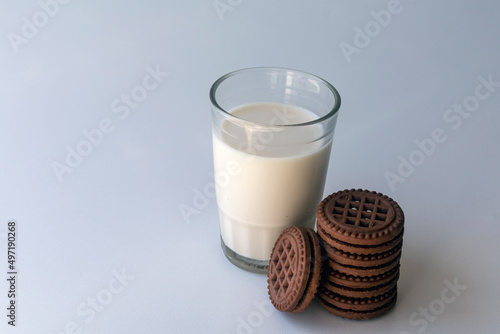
[210, 67, 341, 273]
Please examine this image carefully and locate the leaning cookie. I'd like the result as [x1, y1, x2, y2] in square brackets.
[267, 226, 322, 313]
[290, 227, 323, 313]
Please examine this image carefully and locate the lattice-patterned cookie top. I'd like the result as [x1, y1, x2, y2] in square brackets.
[267, 227, 311, 312]
[317, 189, 404, 245]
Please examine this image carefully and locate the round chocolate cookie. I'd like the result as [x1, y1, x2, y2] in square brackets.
[317, 289, 397, 320]
[267, 226, 322, 313]
[317, 224, 404, 256]
[317, 189, 404, 246]
[323, 265, 400, 290]
[322, 240, 403, 268]
[290, 227, 323, 313]
[321, 270, 399, 299]
[317, 284, 397, 312]
[327, 250, 401, 277]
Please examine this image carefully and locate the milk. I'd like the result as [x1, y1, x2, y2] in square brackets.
[213, 102, 332, 261]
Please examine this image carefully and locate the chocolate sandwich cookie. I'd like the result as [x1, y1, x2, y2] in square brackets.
[317, 287, 397, 320]
[317, 224, 404, 256]
[321, 270, 400, 299]
[323, 265, 400, 290]
[322, 240, 403, 268]
[317, 189, 404, 246]
[267, 226, 322, 313]
[326, 250, 401, 277]
[317, 285, 397, 312]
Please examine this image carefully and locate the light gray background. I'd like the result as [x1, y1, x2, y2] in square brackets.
[1, 1, 499, 333]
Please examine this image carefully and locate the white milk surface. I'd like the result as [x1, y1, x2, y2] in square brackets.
[213, 103, 332, 260]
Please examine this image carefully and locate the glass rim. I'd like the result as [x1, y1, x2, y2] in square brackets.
[209, 67, 341, 127]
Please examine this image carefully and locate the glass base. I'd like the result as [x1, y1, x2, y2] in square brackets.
[221, 237, 269, 274]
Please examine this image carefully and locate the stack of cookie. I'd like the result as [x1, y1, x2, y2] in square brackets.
[315, 189, 404, 320]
